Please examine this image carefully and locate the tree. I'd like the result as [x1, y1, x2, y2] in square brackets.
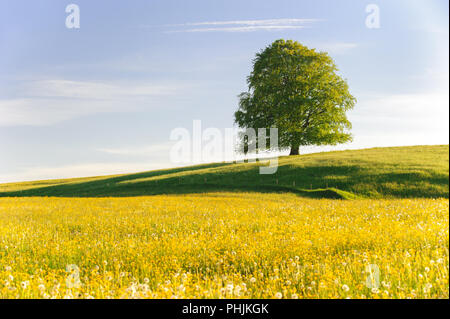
[234, 39, 356, 155]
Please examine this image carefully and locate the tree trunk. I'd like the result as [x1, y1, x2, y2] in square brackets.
[289, 143, 300, 156]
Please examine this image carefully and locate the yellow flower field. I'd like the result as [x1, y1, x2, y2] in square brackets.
[0, 193, 448, 299]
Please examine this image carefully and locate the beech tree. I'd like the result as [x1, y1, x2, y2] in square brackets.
[234, 39, 356, 155]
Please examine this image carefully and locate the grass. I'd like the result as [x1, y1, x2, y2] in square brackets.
[0, 145, 448, 299]
[0, 194, 448, 298]
[1, 145, 448, 199]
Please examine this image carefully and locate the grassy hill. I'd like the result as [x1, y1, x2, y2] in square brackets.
[0, 145, 448, 199]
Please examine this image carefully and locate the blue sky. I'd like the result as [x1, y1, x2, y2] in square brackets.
[0, 0, 448, 182]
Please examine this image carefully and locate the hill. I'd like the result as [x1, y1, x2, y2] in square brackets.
[0, 145, 448, 199]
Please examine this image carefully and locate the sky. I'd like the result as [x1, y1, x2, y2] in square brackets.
[0, 0, 448, 182]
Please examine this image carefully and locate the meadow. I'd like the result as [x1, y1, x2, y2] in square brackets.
[1, 145, 448, 199]
[0, 145, 448, 299]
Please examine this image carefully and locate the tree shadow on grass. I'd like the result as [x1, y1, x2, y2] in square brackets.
[1, 161, 447, 199]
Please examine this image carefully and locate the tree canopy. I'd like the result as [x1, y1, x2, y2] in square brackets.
[234, 39, 356, 155]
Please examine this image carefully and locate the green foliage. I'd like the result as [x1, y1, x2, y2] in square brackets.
[1, 145, 448, 199]
[235, 39, 356, 155]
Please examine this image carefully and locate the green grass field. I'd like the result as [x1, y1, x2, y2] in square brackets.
[1, 145, 448, 199]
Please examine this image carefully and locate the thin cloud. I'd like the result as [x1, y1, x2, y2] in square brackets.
[0, 98, 135, 126]
[96, 143, 173, 156]
[0, 80, 181, 126]
[158, 18, 320, 33]
[175, 18, 319, 26]
[0, 162, 178, 183]
[353, 91, 449, 119]
[175, 25, 309, 33]
[24, 80, 176, 100]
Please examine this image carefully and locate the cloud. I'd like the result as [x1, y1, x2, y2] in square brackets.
[23, 80, 176, 99]
[0, 79, 180, 126]
[350, 90, 449, 145]
[173, 26, 308, 33]
[160, 18, 320, 33]
[354, 91, 449, 119]
[178, 18, 319, 26]
[96, 143, 173, 156]
[298, 90, 449, 153]
[0, 161, 179, 183]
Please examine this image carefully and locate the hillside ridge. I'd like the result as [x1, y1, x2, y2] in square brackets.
[1, 145, 448, 199]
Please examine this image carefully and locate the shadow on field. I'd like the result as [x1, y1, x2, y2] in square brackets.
[1, 157, 448, 199]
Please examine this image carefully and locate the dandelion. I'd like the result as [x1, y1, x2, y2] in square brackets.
[382, 281, 391, 288]
[274, 292, 283, 299]
[226, 284, 234, 294]
[0, 195, 447, 299]
[423, 283, 433, 294]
